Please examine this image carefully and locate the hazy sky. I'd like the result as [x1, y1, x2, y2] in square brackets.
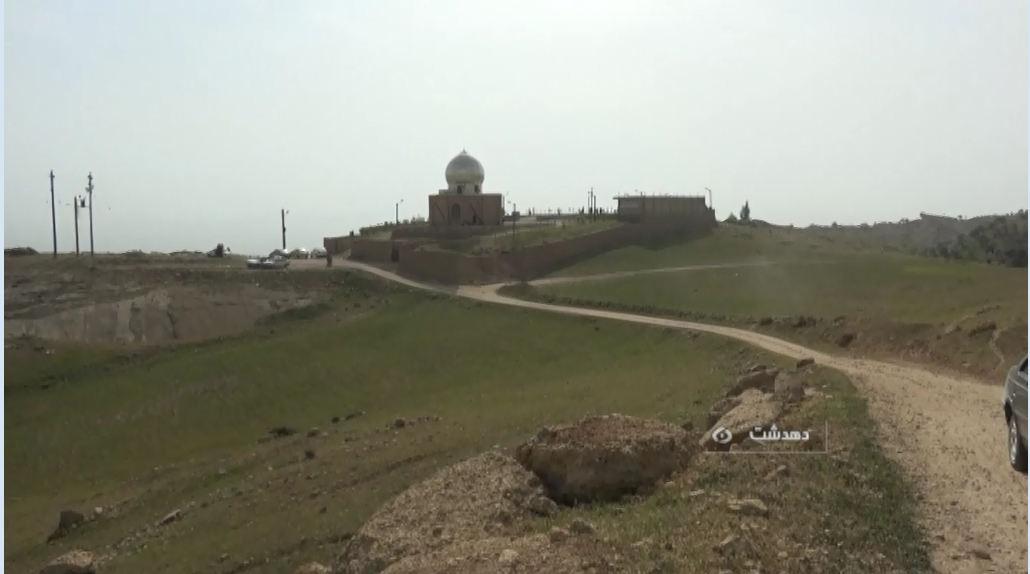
[5, 1, 1028, 254]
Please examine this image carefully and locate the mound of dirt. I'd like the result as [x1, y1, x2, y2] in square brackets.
[378, 533, 617, 574]
[514, 414, 696, 504]
[333, 452, 558, 574]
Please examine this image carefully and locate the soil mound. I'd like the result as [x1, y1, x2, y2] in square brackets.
[333, 452, 558, 574]
[514, 414, 696, 504]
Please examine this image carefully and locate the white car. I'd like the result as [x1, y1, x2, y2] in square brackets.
[246, 252, 291, 270]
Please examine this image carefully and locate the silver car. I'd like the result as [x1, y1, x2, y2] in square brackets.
[1003, 354, 1028, 472]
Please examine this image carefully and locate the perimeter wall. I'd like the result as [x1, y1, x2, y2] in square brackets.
[333, 211, 716, 284]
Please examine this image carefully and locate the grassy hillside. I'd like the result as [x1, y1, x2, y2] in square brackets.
[802, 211, 1021, 253]
[549, 225, 876, 277]
[921, 211, 1028, 267]
[6, 284, 929, 574]
[522, 225, 1027, 379]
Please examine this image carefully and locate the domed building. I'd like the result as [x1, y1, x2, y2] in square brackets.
[444, 150, 485, 194]
[429, 150, 504, 227]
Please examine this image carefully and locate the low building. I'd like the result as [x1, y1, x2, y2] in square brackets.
[427, 150, 504, 226]
[614, 194, 709, 223]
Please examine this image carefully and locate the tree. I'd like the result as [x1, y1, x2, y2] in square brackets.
[739, 201, 751, 222]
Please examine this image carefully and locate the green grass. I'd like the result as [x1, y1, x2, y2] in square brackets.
[537, 256, 1026, 325]
[6, 286, 930, 574]
[434, 220, 624, 254]
[491, 219, 623, 250]
[550, 224, 876, 277]
[524, 224, 1027, 378]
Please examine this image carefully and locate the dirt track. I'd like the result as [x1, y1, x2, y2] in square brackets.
[337, 259, 1028, 574]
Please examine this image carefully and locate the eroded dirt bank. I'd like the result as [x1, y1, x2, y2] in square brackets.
[3, 265, 353, 345]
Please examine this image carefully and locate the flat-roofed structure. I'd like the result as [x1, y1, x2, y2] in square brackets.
[614, 194, 710, 223]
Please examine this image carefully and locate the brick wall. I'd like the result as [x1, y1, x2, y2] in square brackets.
[394, 210, 715, 284]
[350, 239, 396, 262]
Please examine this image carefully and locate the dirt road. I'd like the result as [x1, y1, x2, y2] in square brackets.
[336, 259, 1027, 573]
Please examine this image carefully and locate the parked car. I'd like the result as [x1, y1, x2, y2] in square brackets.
[310, 247, 328, 259]
[1003, 354, 1028, 472]
[246, 252, 291, 270]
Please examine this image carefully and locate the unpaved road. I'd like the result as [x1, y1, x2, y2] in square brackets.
[337, 259, 1028, 574]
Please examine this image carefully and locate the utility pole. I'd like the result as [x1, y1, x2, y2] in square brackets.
[281, 209, 288, 250]
[395, 199, 404, 225]
[73, 196, 82, 255]
[511, 202, 517, 248]
[50, 171, 58, 258]
[86, 173, 95, 256]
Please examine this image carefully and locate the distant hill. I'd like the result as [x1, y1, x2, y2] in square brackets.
[921, 211, 1028, 268]
[802, 211, 1027, 268]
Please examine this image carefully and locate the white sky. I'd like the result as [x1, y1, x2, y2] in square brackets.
[5, 1, 1028, 254]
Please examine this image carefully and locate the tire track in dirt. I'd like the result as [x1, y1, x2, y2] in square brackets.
[944, 304, 1009, 373]
[988, 329, 1007, 371]
[528, 261, 776, 286]
[338, 260, 1028, 574]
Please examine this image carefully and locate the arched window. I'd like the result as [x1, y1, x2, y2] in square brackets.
[449, 203, 461, 224]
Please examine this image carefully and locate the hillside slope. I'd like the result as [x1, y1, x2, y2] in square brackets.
[805, 211, 1028, 267]
[922, 211, 1028, 267]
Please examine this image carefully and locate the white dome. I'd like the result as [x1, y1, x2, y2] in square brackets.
[445, 150, 485, 187]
